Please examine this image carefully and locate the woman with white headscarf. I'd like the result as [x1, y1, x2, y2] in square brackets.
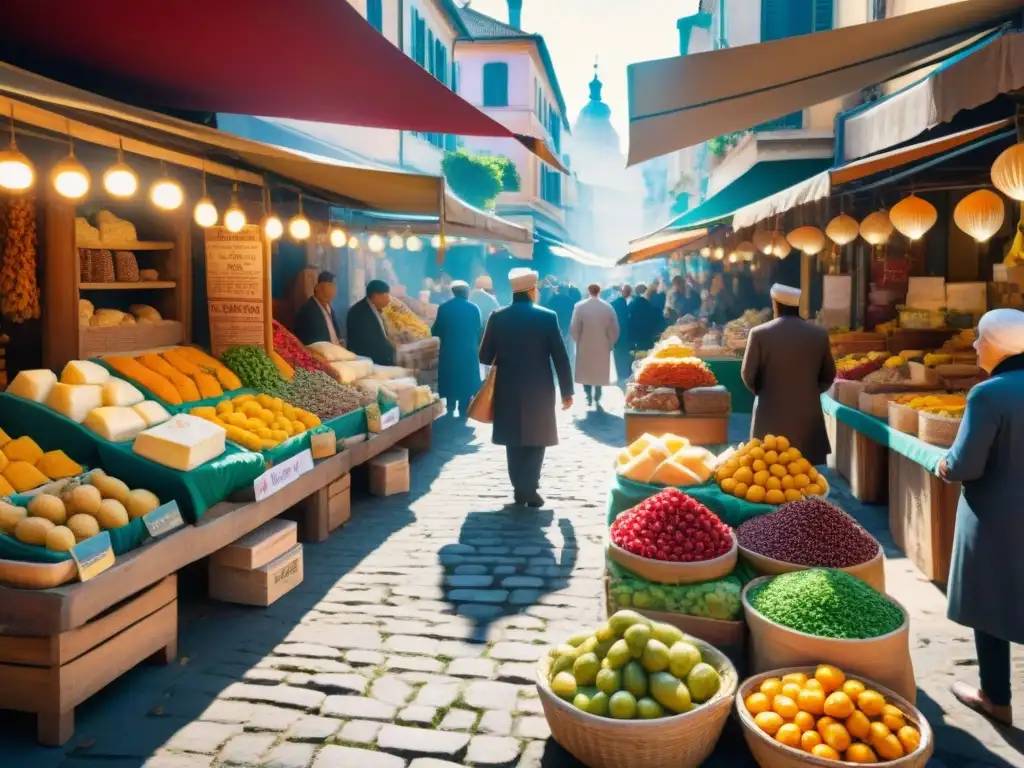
[940, 308, 1024, 725]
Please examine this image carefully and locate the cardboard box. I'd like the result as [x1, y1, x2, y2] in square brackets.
[369, 447, 410, 496]
[993, 264, 1024, 286]
[328, 473, 351, 531]
[210, 519, 297, 571]
[945, 282, 986, 312]
[209, 544, 304, 606]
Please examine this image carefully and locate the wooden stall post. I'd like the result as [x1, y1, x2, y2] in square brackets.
[41, 189, 78, 371]
[888, 451, 958, 584]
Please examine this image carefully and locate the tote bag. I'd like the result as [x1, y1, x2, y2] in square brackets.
[467, 364, 497, 424]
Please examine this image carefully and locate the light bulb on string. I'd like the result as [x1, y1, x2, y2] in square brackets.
[224, 184, 247, 233]
[150, 172, 184, 211]
[102, 138, 138, 198]
[406, 232, 422, 251]
[288, 194, 311, 240]
[262, 185, 282, 240]
[367, 233, 386, 253]
[51, 127, 89, 200]
[347, 234, 360, 249]
[193, 168, 218, 227]
[0, 104, 34, 192]
[330, 225, 347, 248]
[388, 231, 405, 250]
[431, 234, 445, 249]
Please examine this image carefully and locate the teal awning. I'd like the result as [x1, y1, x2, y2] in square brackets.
[665, 158, 832, 232]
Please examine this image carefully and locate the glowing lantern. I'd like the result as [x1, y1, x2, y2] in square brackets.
[953, 189, 1005, 243]
[825, 214, 858, 246]
[991, 143, 1024, 201]
[786, 226, 826, 255]
[890, 194, 937, 241]
[859, 210, 893, 246]
[752, 230, 775, 255]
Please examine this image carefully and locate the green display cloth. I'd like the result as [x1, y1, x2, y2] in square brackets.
[0, 393, 101, 465]
[820, 394, 946, 473]
[704, 357, 753, 414]
[607, 474, 774, 528]
[327, 408, 368, 439]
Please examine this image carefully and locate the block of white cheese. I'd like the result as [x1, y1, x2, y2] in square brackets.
[45, 383, 103, 423]
[133, 414, 226, 471]
[102, 378, 144, 407]
[133, 400, 171, 427]
[60, 360, 111, 386]
[84, 406, 148, 443]
[7, 369, 58, 403]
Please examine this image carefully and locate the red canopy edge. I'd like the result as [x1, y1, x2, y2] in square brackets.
[0, 0, 566, 172]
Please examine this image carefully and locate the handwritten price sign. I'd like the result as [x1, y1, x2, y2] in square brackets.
[254, 449, 315, 501]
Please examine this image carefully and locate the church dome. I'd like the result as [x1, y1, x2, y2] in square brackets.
[572, 66, 621, 152]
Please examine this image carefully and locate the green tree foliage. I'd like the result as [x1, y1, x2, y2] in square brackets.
[442, 149, 520, 210]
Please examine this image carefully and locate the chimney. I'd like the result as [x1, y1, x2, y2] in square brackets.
[507, 0, 522, 29]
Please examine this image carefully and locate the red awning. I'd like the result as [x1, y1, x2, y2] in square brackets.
[0, 0, 565, 171]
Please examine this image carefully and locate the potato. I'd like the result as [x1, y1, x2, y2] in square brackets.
[45, 526, 76, 552]
[0, 501, 27, 533]
[126, 489, 160, 520]
[15, 516, 54, 546]
[96, 499, 129, 530]
[66, 484, 102, 517]
[90, 473, 130, 505]
[27, 493, 67, 525]
[66, 513, 100, 542]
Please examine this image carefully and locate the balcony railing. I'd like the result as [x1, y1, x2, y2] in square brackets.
[754, 111, 803, 132]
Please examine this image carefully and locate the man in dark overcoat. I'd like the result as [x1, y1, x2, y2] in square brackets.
[610, 284, 633, 388]
[479, 268, 573, 507]
[432, 280, 482, 419]
[741, 283, 836, 465]
[345, 279, 396, 365]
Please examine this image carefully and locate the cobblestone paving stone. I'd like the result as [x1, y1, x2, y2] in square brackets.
[2, 390, 1024, 767]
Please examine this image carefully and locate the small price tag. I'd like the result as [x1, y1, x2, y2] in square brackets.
[142, 500, 185, 539]
[380, 407, 401, 431]
[254, 449, 314, 501]
[71, 531, 115, 582]
[310, 429, 337, 459]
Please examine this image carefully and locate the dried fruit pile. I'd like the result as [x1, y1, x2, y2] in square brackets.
[636, 356, 717, 389]
[737, 498, 879, 568]
[272, 320, 340, 380]
[0, 196, 40, 323]
[610, 488, 732, 563]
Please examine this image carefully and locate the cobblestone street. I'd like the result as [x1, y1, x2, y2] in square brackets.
[2, 391, 1023, 767]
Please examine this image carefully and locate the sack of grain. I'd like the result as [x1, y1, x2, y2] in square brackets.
[683, 385, 731, 415]
[918, 411, 961, 447]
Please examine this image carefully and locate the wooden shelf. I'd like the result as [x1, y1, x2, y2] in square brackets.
[80, 281, 177, 291]
[75, 241, 174, 251]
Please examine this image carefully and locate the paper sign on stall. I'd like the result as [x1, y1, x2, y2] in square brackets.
[143, 500, 186, 539]
[205, 225, 267, 356]
[310, 429, 337, 459]
[254, 449, 315, 501]
[71, 531, 114, 581]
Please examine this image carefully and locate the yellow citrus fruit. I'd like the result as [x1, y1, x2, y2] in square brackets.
[754, 711, 784, 736]
[841, 679, 866, 699]
[734, 467, 754, 485]
[845, 743, 878, 763]
[875, 734, 906, 760]
[823, 691, 854, 719]
[765, 489, 786, 505]
[823, 722, 852, 752]
[752, 459, 768, 473]
[797, 687, 826, 716]
[777, 451, 792, 465]
[897, 725, 920, 753]
[764, 450, 779, 465]
[868, 721, 891, 745]
[881, 704, 906, 732]
[816, 716, 836, 737]
[744, 692, 771, 715]
[857, 690, 886, 717]
[800, 730, 823, 751]
[782, 672, 808, 686]
[808, 466, 819, 480]
[749, 446, 765, 460]
[789, 447, 802, 460]
[763, 435, 778, 451]
[818, 474, 829, 490]
[717, 464, 736, 480]
[780, 474, 795, 490]
[781, 682, 803, 701]
[815, 665, 845, 692]
[784, 489, 803, 502]
[776, 723, 802, 749]
[793, 473, 810, 490]
[803, 678, 824, 692]
[793, 711, 816, 733]
[720, 478, 738, 494]
[733, 482, 749, 499]
[772, 694, 799, 720]
[805, 483, 823, 496]
[749, 438, 762, 448]
[787, 462, 802, 476]
[753, 470, 771, 487]
[776, 436, 790, 451]
[796, 458, 811, 474]
[766, 477, 782, 492]
[770, 464, 788, 479]
[738, 455, 753, 468]
[845, 710, 871, 740]
[746, 485, 767, 504]
[811, 744, 840, 761]
[760, 678, 783, 699]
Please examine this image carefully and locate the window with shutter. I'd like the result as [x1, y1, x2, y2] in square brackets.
[414, 16, 426, 66]
[761, 0, 812, 41]
[813, 0, 834, 31]
[482, 62, 509, 107]
[428, 30, 435, 74]
[367, 0, 383, 32]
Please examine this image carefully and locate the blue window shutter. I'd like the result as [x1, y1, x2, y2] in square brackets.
[453, 62, 460, 94]
[367, 0, 383, 32]
[813, 0, 834, 30]
[482, 63, 509, 107]
[762, 0, 813, 40]
[428, 31, 434, 74]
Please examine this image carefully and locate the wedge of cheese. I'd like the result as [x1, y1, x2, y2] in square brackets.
[674, 446, 714, 482]
[626, 433, 658, 458]
[7, 369, 58, 403]
[650, 459, 702, 487]
[133, 414, 226, 471]
[661, 434, 691, 454]
[61, 360, 111, 386]
[102, 378, 145, 407]
[46, 383, 103, 424]
[133, 400, 171, 427]
[85, 406, 148, 443]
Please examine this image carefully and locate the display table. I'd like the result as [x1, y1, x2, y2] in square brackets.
[820, 395, 957, 585]
[624, 411, 729, 445]
[0, 401, 443, 745]
[702, 357, 753, 414]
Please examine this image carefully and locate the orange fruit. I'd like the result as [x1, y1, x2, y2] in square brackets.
[896, 725, 921, 753]
[781, 682, 803, 700]
[857, 690, 886, 717]
[782, 672, 808, 686]
[776, 723, 802, 749]
[744, 692, 771, 715]
[793, 711, 816, 733]
[734, 467, 754, 485]
[784, 489, 803, 502]
[789, 447, 802, 460]
[745, 485, 766, 504]
[738, 455, 753, 468]
[759, 678, 783, 699]
[823, 722, 852, 752]
[816, 716, 836, 737]
[805, 483, 823, 496]
[776, 436, 790, 451]
[845, 710, 871, 740]
[777, 450, 792, 465]
[868, 721, 891, 745]
[766, 477, 783, 492]
[749, 446, 765, 461]
[803, 679, 824, 692]
[772, 694, 799, 720]
[808, 466, 819, 480]
[875, 734, 906, 761]
[811, 744, 840, 761]
[845, 743, 878, 763]
[780, 473, 795, 489]
[732, 482, 749, 499]
[770, 463, 787, 478]
[796, 687, 826, 716]
[793, 473, 810, 489]
[717, 464, 736, 481]
[765, 489, 786, 505]
[763, 435, 778, 451]
[823, 691, 854, 719]
[720, 478, 738, 494]
[754, 711, 784, 736]
[800, 730, 823, 751]
[752, 460, 768, 474]
[753, 470, 771, 486]
[881, 704, 906, 731]
[815, 665, 846, 693]
[841, 679, 866, 699]
[764, 450, 779, 465]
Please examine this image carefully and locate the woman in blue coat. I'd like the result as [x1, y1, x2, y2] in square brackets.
[432, 280, 482, 419]
[940, 308, 1024, 725]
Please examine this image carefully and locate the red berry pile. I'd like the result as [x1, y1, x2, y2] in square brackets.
[610, 489, 733, 562]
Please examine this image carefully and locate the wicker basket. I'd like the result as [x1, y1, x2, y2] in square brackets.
[830, 380, 865, 408]
[737, 544, 885, 592]
[537, 638, 737, 768]
[917, 411, 961, 447]
[606, 533, 737, 585]
[887, 402, 919, 435]
[736, 667, 933, 768]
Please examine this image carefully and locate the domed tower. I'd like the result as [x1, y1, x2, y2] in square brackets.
[570, 62, 628, 187]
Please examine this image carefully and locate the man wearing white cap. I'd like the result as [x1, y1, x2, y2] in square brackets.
[432, 280, 482, 419]
[479, 267, 573, 507]
[741, 282, 836, 466]
[470, 275, 500, 326]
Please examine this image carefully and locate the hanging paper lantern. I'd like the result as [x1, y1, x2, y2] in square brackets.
[770, 232, 791, 259]
[752, 230, 775, 255]
[736, 240, 756, 255]
[954, 189, 1005, 243]
[860, 210, 893, 246]
[991, 143, 1024, 201]
[786, 226, 826, 255]
[890, 194, 937, 241]
[825, 213, 859, 246]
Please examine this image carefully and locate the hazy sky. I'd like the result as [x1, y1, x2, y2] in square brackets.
[466, 0, 700, 149]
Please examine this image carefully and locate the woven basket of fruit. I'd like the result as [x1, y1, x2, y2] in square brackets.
[537, 614, 737, 768]
[607, 535, 736, 586]
[887, 402, 918, 435]
[736, 666, 933, 768]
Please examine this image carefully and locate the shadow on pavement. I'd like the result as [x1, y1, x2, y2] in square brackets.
[917, 688, 1022, 767]
[573, 407, 624, 447]
[438, 509, 577, 643]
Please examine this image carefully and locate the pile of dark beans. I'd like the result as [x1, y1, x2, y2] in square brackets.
[736, 498, 879, 568]
[284, 369, 373, 420]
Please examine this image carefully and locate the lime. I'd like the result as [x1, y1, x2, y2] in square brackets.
[641, 638, 670, 673]
[572, 652, 600, 686]
[651, 622, 685, 648]
[608, 690, 638, 719]
[650, 671, 693, 714]
[595, 623, 615, 642]
[588, 691, 610, 717]
[637, 696, 666, 719]
[668, 641, 702, 678]
[551, 671, 578, 701]
[566, 631, 592, 647]
[596, 667, 621, 695]
[686, 662, 721, 703]
[605, 639, 631, 669]
[622, 660, 648, 698]
[608, 610, 650, 636]
[624, 623, 652, 658]
[572, 692, 591, 711]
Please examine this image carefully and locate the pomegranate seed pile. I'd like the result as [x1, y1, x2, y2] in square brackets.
[610, 488, 732, 562]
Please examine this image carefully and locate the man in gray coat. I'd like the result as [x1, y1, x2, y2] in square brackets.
[741, 284, 836, 466]
[479, 268, 574, 507]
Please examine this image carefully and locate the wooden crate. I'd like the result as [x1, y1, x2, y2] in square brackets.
[624, 412, 728, 445]
[210, 519, 297, 571]
[833, 420, 888, 503]
[328, 473, 352, 531]
[888, 451, 958, 584]
[0, 575, 177, 746]
[209, 544, 304, 607]
[369, 448, 410, 497]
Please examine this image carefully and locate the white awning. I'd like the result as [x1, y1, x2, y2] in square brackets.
[626, 0, 1022, 165]
[542, 238, 616, 269]
[838, 30, 1024, 161]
